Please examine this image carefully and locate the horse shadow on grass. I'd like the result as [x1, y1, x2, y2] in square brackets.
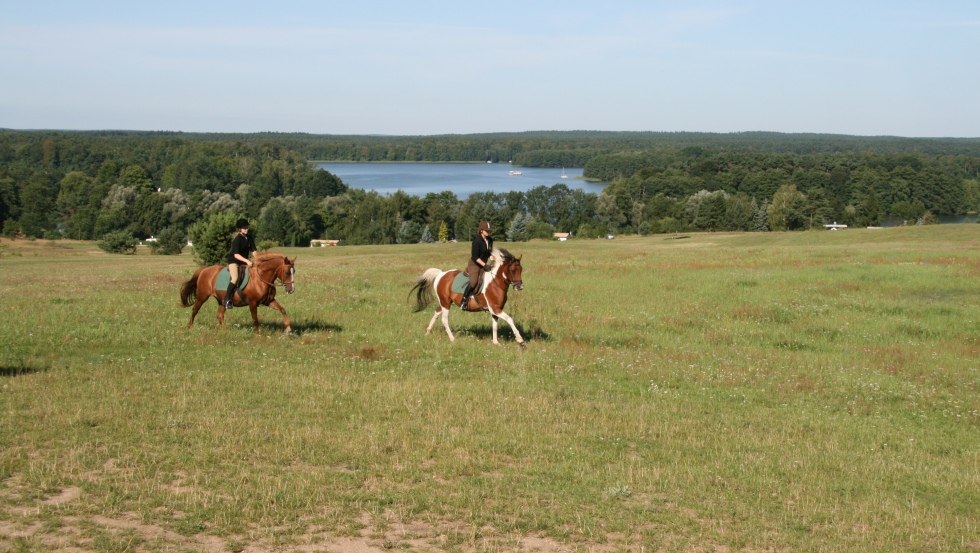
[0, 363, 48, 377]
[255, 318, 343, 336]
[458, 320, 551, 343]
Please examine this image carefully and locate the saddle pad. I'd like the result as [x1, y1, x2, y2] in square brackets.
[450, 271, 485, 295]
[451, 272, 469, 294]
[216, 266, 250, 289]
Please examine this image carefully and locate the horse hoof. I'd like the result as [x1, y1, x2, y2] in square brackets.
[519, 341, 527, 350]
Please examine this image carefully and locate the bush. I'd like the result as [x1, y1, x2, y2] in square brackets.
[149, 226, 186, 255]
[917, 211, 939, 225]
[98, 230, 139, 254]
[188, 212, 239, 266]
[527, 220, 555, 240]
[257, 239, 278, 251]
[3, 220, 21, 238]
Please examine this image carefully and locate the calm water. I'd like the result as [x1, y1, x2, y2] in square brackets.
[315, 162, 606, 199]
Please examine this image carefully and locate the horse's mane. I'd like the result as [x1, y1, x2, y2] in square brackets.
[491, 248, 516, 265]
[256, 252, 286, 263]
[255, 252, 290, 271]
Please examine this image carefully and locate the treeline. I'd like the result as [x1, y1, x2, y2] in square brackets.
[585, 148, 979, 231]
[0, 130, 977, 253]
[0, 131, 347, 245]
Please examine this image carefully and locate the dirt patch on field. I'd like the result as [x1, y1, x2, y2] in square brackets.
[0, 483, 585, 552]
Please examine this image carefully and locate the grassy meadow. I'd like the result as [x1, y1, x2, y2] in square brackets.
[0, 226, 977, 552]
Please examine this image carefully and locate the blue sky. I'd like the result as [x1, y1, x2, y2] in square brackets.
[1, 1, 978, 137]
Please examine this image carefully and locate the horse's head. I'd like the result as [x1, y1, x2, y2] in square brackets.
[279, 256, 296, 293]
[503, 255, 523, 291]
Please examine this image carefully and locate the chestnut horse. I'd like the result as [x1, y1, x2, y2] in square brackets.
[410, 248, 526, 347]
[180, 253, 296, 334]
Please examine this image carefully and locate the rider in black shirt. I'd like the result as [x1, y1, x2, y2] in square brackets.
[461, 220, 493, 310]
[224, 218, 256, 309]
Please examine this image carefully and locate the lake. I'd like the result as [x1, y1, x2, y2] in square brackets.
[315, 162, 606, 199]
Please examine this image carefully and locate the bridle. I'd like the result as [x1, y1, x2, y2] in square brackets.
[252, 258, 295, 293]
[498, 259, 523, 291]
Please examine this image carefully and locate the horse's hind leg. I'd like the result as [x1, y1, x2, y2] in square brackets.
[439, 308, 455, 342]
[188, 298, 206, 329]
[425, 309, 441, 336]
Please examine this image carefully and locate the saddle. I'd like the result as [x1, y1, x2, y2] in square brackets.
[451, 254, 497, 294]
[216, 266, 250, 289]
[451, 272, 479, 295]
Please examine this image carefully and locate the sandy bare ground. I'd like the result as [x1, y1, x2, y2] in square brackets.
[0, 479, 625, 552]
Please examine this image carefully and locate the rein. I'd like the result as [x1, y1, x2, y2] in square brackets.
[251, 259, 293, 288]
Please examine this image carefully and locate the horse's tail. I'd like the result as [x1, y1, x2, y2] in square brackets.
[409, 268, 440, 312]
[179, 270, 200, 307]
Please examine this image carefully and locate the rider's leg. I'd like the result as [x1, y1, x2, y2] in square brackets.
[225, 264, 238, 309]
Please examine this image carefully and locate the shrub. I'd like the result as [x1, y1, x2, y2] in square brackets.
[527, 220, 555, 240]
[149, 226, 186, 255]
[98, 230, 139, 254]
[257, 239, 278, 251]
[917, 211, 939, 225]
[188, 212, 239, 266]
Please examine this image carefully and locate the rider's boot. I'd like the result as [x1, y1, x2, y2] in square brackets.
[460, 286, 470, 310]
[224, 283, 236, 309]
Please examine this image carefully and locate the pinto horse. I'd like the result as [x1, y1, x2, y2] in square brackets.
[410, 248, 526, 347]
[180, 253, 296, 334]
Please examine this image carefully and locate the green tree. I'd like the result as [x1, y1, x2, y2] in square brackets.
[595, 193, 626, 233]
[148, 226, 186, 255]
[419, 225, 435, 243]
[396, 220, 423, 244]
[752, 201, 770, 232]
[506, 212, 530, 242]
[289, 168, 347, 198]
[258, 198, 298, 247]
[0, 176, 18, 232]
[188, 211, 239, 266]
[18, 173, 57, 238]
[802, 187, 834, 229]
[768, 184, 806, 231]
[723, 192, 757, 231]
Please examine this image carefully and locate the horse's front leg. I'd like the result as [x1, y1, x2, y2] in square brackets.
[266, 299, 292, 334]
[490, 314, 500, 345]
[496, 310, 526, 348]
[248, 303, 261, 334]
[216, 297, 228, 329]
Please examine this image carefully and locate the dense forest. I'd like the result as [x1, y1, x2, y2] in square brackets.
[0, 130, 977, 252]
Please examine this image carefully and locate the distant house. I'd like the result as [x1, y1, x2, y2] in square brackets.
[310, 239, 341, 247]
[553, 232, 571, 241]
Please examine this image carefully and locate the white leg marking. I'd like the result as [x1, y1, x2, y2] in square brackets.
[441, 307, 455, 342]
[426, 309, 440, 335]
[498, 311, 525, 344]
